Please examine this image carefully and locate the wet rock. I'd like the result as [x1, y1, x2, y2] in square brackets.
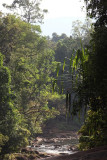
[34, 144, 40, 147]
[46, 140, 55, 143]
[36, 137, 43, 143]
[15, 153, 40, 160]
[54, 144, 61, 149]
[71, 146, 78, 151]
[35, 150, 39, 154]
[28, 155, 36, 160]
[39, 153, 47, 158]
[60, 135, 67, 138]
[21, 148, 29, 153]
[59, 153, 68, 156]
[16, 156, 28, 160]
[21, 147, 40, 155]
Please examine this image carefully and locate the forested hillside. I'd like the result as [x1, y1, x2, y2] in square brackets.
[53, 0, 107, 150]
[0, 0, 107, 159]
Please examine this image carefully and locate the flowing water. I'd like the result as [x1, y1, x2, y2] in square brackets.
[28, 133, 79, 155]
[31, 144, 74, 154]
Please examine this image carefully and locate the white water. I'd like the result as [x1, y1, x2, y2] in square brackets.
[28, 132, 79, 155]
[28, 144, 76, 155]
[37, 144, 73, 154]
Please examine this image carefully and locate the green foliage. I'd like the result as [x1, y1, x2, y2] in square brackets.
[0, 53, 30, 155]
[51, 19, 93, 97]
[3, 0, 48, 23]
[71, 0, 107, 150]
[0, 14, 59, 145]
[52, 32, 68, 42]
[52, 2, 107, 150]
[84, 0, 107, 26]
[0, 53, 3, 66]
[0, 133, 9, 153]
[55, 41, 68, 63]
[2, 153, 15, 160]
[71, 19, 92, 40]
[79, 110, 107, 150]
[56, 63, 61, 77]
[0, 4, 98, 155]
[0, 67, 11, 85]
[70, 27, 107, 148]
[0, 13, 41, 63]
[0, 2, 63, 157]
[48, 93, 65, 114]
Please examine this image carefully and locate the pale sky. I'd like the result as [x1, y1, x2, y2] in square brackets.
[0, 0, 86, 36]
[41, 0, 86, 19]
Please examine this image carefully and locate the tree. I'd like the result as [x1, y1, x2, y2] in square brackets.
[71, 27, 107, 148]
[0, 13, 59, 138]
[78, 0, 107, 149]
[3, 0, 48, 23]
[67, 0, 107, 149]
[0, 53, 30, 155]
[52, 0, 107, 150]
[84, 0, 107, 26]
[71, 19, 92, 38]
[55, 41, 67, 62]
[51, 20, 93, 98]
[51, 32, 59, 42]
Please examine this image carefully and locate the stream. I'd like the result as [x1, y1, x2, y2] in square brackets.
[28, 131, 79, 156]
[29, 144, 75, 155]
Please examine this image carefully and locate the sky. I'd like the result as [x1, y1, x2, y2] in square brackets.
[0, 0, 86, 37]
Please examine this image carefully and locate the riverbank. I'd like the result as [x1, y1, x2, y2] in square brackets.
[12, 117, 107, 160]
[40, 145, 107, 160]
[10, 126, 107, 160]
[12, 145, 107, 160]
[13, 130, 79, 160]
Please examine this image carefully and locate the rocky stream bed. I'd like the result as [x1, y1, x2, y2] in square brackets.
[29, 130, 79, 157]
[15, 130, 107, 160]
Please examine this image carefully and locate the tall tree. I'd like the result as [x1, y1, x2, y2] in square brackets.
[0, 13, 58, 137]
[69, 0, 107, 149]
[53, 0, 107, 150]
[0, 53, 30, 155]
[84, 0, 107, 26]
[3, 0, 48, 23]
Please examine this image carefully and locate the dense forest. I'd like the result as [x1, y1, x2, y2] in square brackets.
[0, 0, 107, 159]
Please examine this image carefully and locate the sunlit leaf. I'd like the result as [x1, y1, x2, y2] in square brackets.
[63, 59, 65, 72]
[56, 63, 60, 77]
